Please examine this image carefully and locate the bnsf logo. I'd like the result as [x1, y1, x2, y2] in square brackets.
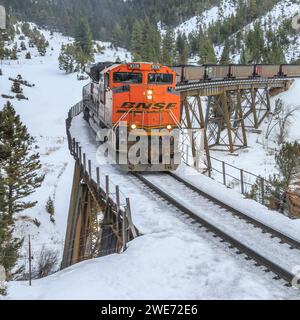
[120, 102, 177, 110]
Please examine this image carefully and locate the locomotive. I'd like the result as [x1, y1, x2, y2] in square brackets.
[83, 62, 181, 172]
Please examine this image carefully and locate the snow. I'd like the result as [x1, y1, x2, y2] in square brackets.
[174, 0, 238, 37]
[6, 234, 298, 300]
[172, 0, 300, 63]
[207, 79, 300, 194]
[1, 22, 300, 300]
[5, 113, 299, 300]
[144, 172, 300, 273]
[0, 23, 131, 274]
[176, 166, 300, 242]
[239, 0, 300, 63]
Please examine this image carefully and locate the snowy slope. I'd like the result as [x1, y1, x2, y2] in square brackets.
[173, 0, 300, 63]
[232, 0, 300, 63]
[0, 23, 131, 275]
[174, 0, 238, 36]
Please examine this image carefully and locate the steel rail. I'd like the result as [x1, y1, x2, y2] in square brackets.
[132, 172, 296, 285]
[175, 77, 292, 92]
[168, 172, 300, 251]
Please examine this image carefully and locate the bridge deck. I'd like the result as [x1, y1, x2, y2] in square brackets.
[175, 77, 293, 96]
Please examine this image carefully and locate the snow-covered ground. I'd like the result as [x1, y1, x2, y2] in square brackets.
[1, 22, 300, 300]
[0, 24, 130, 275]
[5, 114, 300, 300]
[174, 0, 238, 37]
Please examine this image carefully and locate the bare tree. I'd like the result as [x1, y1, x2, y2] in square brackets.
[276, 104, 299, 145]
[35, 247, 59, 279]
[264, 99, 299, 148]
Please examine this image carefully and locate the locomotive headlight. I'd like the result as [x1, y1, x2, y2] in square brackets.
[167, 125, 172, 130]
[131, 124, 137, 130]
[147, 89, 153, 100]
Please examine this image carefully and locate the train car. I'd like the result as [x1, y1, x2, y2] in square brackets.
[171, 66, 206, 83]
[281, 64, 300, 77]
[83, 62, 181, 172]
[230, 65, 254, 79]
[206, 65, 229, 80]
[183, 66, 205, 82]
[255, 65, 280, 78]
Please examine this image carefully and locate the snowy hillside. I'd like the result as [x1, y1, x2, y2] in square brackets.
[233, 0, 300, 62]
[173, 0, 300, 63]
[0, 23, 131, 277]
[174, 0, 238, 37]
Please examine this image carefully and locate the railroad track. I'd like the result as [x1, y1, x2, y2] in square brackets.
[132, 172, 300, 286]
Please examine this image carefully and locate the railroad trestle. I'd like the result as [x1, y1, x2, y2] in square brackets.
[177, 78, 293, 172]
[61, 102, 138, 269]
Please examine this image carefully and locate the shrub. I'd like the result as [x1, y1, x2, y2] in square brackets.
[45, 197, 55, 216]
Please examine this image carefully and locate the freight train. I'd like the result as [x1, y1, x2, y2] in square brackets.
[172, 64, 300, 83]
[83, 62, 300, 172]
[83, 62, 181, 171]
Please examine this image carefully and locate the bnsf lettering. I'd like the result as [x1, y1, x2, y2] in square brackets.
[120, 102, 177, 110]
[121, 102, 136, 109]
[135, 103, 152, 109]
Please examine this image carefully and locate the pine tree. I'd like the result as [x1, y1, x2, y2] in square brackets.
[0, 33, 4, 60]
[20, 41, 27, 51]
[219, 40, 231, 64]
[0, 102, 44, 218]
[176, 32, 189, 65]
[36, 37, 48, 56]
[11, 80, 23, 94]
[198, 32, 216, 65]
[25, 52, 31, 59]
[276, 142, 300, 187]
[245, 22, 265, 63]
[142, 17, 161, 62]
[131, 20, 144, 61]
[162, 27, 175, 66]
[112, 23, 124, 48]
[240, 46, 252, 64]
[0, 151, 22, 281]
[45, 197, 55, 217]
[58, 44, 75, 73]
[10, 48, 18, 60]
[75, 17, 93, 58]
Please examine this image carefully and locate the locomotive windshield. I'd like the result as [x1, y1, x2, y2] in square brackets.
[148, 73, 173, 84]
[113, 72, 142, 84]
